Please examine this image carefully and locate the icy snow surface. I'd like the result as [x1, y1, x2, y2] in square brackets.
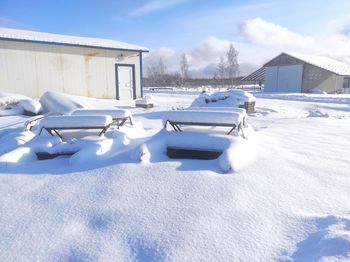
[0, 89, 350, 261]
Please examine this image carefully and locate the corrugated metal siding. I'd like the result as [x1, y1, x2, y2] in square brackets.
[302, 63, 343, 93]
[0, 39, 142, 99]
[264, 65, 302, 92]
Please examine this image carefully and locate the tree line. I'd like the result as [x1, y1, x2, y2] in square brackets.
[144, 43, 240, 87]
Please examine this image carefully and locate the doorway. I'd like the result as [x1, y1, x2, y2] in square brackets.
[115, 64, 136, 100]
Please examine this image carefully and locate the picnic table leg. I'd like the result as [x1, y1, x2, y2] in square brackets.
[119, 118, 127, 127]
[174, 124, 182, 132]
[52, 129, 63, 139]
[98, 124, 111, 136]
[238, 123, 247, 139]
[128, 116, 133, 125]
[227, 125, 236, 135]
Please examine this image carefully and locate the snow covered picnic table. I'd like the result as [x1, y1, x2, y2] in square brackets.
[186, 106, 248, 126]
[163, 110, 245, 135]
[37, 115, 114, 138]
[70, 108, 133, 128]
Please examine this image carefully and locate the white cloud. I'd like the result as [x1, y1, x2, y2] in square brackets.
[190, 37, 232, 68]
[239, 17, 350, 65]
[144, 37, 236, 76]
[145, 18, 350, 77]
[129, 0, 189, 16]
[239, 18, 318, 52]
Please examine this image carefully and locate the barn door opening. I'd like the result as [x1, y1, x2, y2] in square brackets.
[116, 64, 136, 100]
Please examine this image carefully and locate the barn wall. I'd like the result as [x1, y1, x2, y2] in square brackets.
[264, 65, 302, 92]
[0, 39, 142, 99]
[302, 64, 343, 93]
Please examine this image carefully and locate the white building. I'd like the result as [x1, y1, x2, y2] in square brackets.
[243, 52, 350, 93]
[0, 27, 149, 99]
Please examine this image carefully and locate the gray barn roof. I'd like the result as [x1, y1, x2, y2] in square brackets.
[0, 27, 149, 52]
[241, 67, 265, 81]
[243, 52, 350, 82]
[266, 52, 350, 76]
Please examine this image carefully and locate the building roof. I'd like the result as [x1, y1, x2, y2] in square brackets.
[0, 27, 149, 52]
[241, 67, 265, 82]
[267, 52, 350, 76]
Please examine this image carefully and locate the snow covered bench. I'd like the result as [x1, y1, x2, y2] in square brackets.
[185, 107, 248, 126]
[38, 115, 113, 138]
[70, 108, 133, 128]
[163, 110, 244, 136]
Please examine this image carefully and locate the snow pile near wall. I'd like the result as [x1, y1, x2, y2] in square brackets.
[40, 91, 93, 114]
[191, 89, 255, 108]
[18, 99, 42, 115]
[135, 130, 257, 173]
[0, 92, 42, 115]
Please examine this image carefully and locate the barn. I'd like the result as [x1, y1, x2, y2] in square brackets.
[0, 27, 149, 100]
[243, 52, 350, 93]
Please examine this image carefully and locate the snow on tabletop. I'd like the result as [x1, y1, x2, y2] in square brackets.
[70, 108, 132, 119]
[187, 106, 247, 115]
[163, 110, 243, 125]
[37, 115, 113, 129]
[0, 27, 148, 52]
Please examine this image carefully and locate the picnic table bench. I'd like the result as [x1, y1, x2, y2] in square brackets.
[163, 110, 244, 135]
[38, 115, 113, 138]
[70, 108, 133, 128]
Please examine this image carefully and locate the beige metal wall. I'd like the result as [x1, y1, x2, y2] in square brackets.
[0, 39, 142, 99]
[302, 64, 343, 93]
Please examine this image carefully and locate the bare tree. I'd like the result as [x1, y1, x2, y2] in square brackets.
[157, 58, 167, 75]
[226, 43, 239, 87]
[216, 56, 227, 87]
[180, 53, 189, 86]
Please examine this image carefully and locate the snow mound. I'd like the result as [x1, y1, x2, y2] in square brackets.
[191, 89, 255, 108]
[0, 92, 42, 115]
[18, 99, 42, 115]
[40, 91, 93, 114]
[134, 130, 256, 173]
[290, 215, 350, 261]
[0, 104, 24, 116]
[0, 136, 61, 166]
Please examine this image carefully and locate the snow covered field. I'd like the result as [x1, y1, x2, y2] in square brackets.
[0, 90, 350, 261]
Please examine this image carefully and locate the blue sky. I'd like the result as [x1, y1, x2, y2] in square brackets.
[1, 0, 350, 75]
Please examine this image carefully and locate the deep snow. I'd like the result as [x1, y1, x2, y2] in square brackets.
[0, 89, 349, 261]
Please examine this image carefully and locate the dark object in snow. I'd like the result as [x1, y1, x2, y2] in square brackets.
[167, 147, 222, 160]
[239, 101, 255, 113]
[36, 152, 74, 160]
[136, 103, 154, 108]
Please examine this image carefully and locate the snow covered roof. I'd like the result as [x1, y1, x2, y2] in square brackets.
[280, 52, 350, 76]
[0, 27, 149, 52]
